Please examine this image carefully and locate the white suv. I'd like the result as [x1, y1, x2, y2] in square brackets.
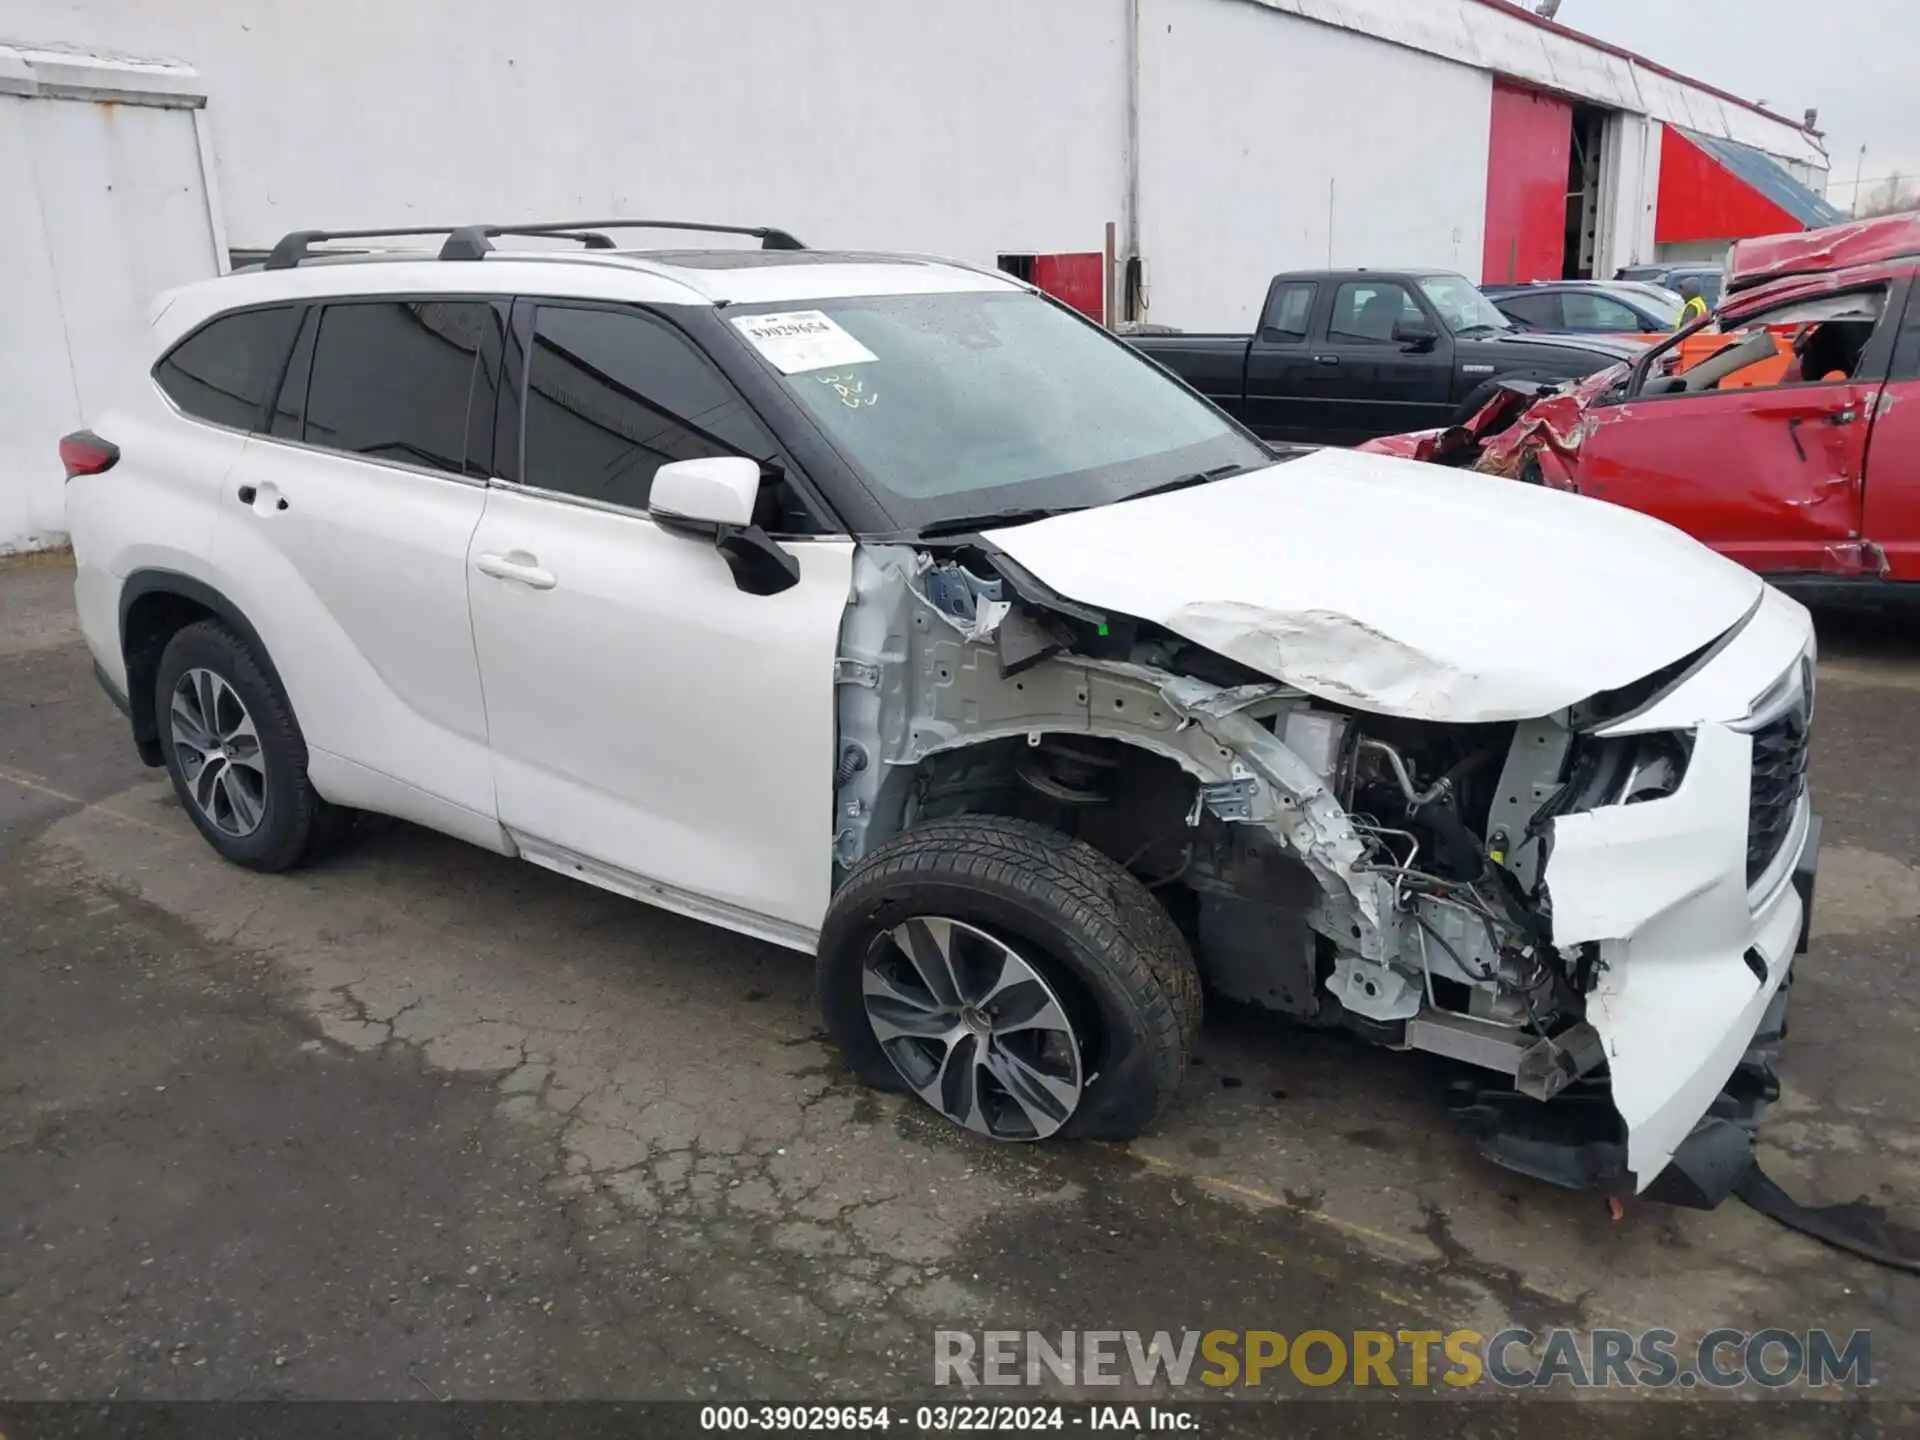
[63, 219, 1818, 1208]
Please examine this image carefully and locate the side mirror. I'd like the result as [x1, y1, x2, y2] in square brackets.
[1393, 320, 1439, 352]
[649, 455, 762, 528]
[648, 455, 800, 598]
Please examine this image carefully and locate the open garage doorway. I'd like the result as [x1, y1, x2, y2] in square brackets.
[1563, 102, 1612, 279]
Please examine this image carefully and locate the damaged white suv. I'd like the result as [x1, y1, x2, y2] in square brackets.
[64, 220, 1817, 1208]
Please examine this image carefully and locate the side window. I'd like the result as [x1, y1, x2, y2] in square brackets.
[1260, 282, 1317, 341]
[522, 304, 776, 512]
[1329, 281, 1419, 343]
[1658, 287, 1889, 395]
[1561, 293, 1642, 333]
[154, 305, 300, 430]
[297, 301, 498, 475]
[1497, 294, 1562, 330]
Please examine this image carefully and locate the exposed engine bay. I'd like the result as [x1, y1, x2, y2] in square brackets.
[833, 533, 1816, 1207]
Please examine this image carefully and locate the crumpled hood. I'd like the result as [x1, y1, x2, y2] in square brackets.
[981, 447, 1763, 723]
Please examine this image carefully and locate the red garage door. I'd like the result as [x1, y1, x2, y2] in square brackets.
[1483, 80, 1573, 284]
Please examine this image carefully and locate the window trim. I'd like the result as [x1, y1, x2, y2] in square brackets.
[148, 300, 305, 437]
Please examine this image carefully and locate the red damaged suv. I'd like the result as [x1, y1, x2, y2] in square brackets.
[1363, 215, 1920, 602]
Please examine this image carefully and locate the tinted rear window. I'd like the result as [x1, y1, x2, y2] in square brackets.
[154, 306, 300, 430]
[299, 301, 497, 475]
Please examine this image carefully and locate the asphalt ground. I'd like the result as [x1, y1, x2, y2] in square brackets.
[2, 549, 1916, 1430]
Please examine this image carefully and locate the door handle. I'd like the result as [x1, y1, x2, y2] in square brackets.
[236, 482, 290, 512]
[1312, 355, 1341, 366]
[475, 552, 557, 590]
[1824, 408, 1858, 426]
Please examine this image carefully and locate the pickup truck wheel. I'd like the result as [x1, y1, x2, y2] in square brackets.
[1450, 372, 1553, 427]
[155, 620, 340, 872]
[818, 816, 1201, 1142]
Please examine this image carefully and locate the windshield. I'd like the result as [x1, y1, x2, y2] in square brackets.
[1416, 275, 1511, 334]
[725, 290, 1269, 529]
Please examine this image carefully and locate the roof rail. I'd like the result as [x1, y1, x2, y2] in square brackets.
[262, 219, 806, 270]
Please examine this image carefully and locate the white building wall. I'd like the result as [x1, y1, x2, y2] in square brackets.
[1138, 0, 1491, 330]
[0, 0, 1130, 266]
[0, 48, 222, 551]
[1234, 0, 1828, 173]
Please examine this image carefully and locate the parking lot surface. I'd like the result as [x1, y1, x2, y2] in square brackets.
[3, 549, 1917, 1409]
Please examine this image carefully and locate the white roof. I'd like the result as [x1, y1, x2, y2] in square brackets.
[153, 247, 1020, 339]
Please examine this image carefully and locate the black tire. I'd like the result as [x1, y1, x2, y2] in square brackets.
[818, 816, 1202, 1141]
[1449, 372, 1553, 427]
[154, 619, 339, 872]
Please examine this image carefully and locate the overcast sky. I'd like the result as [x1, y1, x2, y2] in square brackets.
[1558, 0, 1920, 210]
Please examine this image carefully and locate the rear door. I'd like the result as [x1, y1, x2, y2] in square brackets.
[1569, 285, 1896, 577]
[1861, 277, 1920, 579]
[1238, 278, 1320, 441]
[1302, 279, 1453, 442]
[214, 297, 502, 818]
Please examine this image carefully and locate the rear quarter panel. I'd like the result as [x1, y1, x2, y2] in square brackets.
[64, 366, 244, 689]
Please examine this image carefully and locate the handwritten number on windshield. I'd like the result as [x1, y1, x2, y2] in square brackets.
[817, 372, 878, 410]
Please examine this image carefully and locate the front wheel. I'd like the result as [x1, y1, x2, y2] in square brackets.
[817, 816, 1201, 1142]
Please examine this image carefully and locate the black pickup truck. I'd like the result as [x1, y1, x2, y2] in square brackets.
[1126, 269, 1644, 447]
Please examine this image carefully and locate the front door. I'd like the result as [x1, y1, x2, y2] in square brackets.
[1573, 385, 1875, 575]
[1303, 279, 1453, 442]
[1572, 285, 1900, 577]
[466, 300, 853, 947]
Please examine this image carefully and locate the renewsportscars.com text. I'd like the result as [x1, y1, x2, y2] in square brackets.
[934, 1328, 1872, 1390]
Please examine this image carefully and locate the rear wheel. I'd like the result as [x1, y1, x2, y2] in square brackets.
[818, 816, 1201, 1141]
[155, 620, 340, 872]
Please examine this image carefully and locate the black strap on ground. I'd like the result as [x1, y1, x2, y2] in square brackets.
[1736, 1162, 1920, 1274]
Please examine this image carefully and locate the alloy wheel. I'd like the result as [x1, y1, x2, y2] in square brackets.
[170, 667, 268, 837]
[862, 916, 1085, 1141]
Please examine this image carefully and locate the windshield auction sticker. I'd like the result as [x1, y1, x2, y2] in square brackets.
[731, 310, 878, 374]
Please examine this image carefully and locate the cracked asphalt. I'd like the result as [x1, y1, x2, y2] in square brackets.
[3, 549, 1918, 1416]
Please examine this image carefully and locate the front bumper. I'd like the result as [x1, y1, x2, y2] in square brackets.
[1449, 810, 1817, 1207]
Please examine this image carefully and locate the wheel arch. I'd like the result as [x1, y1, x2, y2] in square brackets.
[120, 569, 282, 767]
[857, 727, 1218, 878]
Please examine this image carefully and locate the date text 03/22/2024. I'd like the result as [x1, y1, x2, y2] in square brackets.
[698, 1405, 1184, 1432]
